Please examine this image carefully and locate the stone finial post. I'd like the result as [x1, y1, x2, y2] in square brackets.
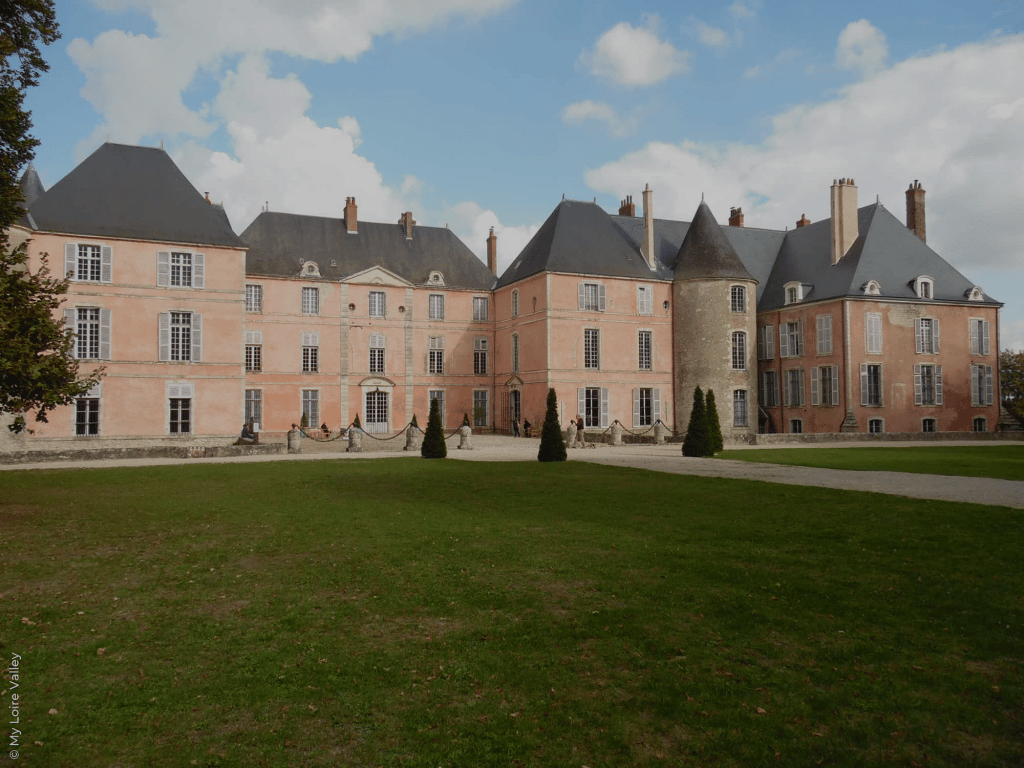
[404, 424, 423, 451]
[610, 422, 623, 446]
[347, 427, 363, 453]
[287, 425, 302, 454]
[654, 422, 668, 445]
[458, 425, 473, 450]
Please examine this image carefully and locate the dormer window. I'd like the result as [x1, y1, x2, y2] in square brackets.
[862, 280, 881, 296]
[914, 276, 934, 300]
[966, 286, 984, 301]
[428, 271, 445, 286]
[784, 282, 802, 305]
[302, 261, 321, 278]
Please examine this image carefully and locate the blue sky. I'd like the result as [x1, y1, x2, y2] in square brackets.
[26, 0, 1024, 347]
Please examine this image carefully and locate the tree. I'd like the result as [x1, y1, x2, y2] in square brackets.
[0, 1, 86, 434]
[682, 387, 712, 457]
[704, 389, 724, 453]
[537, 387, 567, 462]
[1000, 349, 1024, 426]
[421, 397, 447, 458]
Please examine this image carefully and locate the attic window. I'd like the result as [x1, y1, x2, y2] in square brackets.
[914, 276, 934, 300]
[862, 280, 881, 296]
[302, 261, 321, 277]
[784, 282, 803, 305]
[428, 271, 445, 286]
[966, 286, 984, 301]
[330, 260, 337, 267]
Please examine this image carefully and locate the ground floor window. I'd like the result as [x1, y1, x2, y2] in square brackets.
[579, 387, 608, 429]
[170, 398, 191, 434]
[785, 369, 804, 407]
[245, 389, 262, 427]
[473, 390, 488, 427]
[733, 390, 748, 427]
[922, 418, 936, 433]
[973, 417, 987, 432]
[634, 388, 660, 427]
[868, 418, 883, 434]
[302, 390, 319, 428]
[789, 418, 802, 434]
[365, 390, 389, 433]
[76, 398, 99, 436]
[759, 371, 779, 408]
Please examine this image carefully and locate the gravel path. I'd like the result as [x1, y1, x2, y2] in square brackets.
[3, 436, 1022, 509]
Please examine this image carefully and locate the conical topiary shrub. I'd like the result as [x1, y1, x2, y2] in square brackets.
[421, 397, 447, 459]
[682, 387, 712, 457]
[538, 387, 568, 462]
[705, 388, 724, 453]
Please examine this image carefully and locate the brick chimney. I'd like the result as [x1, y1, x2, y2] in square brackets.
[204, 192, 211, 205]
[906, 180, 925, 242]
[830, 178, 858, 265]
[398, 211, 416, 240]
[486, 227, 497, 274]
[641, 184, 655, 270]
[728, 207, 744, 227]
[345, 197, 358, 234]
[618, 195, 635, 216]
[796, 214, 810, 228]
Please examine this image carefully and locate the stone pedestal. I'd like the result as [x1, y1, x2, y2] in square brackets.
[457, 425, 473, 450]
[347, 428, 363, 453]
[404, 425, 423, 451]
[839, 409, 860, 433]
[287, 428, 301, 454]
[566, 423, 577, 448]
[610, 422, 623, 446]
[654, 422, 668, 444]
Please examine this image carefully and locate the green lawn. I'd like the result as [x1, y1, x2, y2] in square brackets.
[2, 459, 1022, 767]
[718, 445, 1024, 481]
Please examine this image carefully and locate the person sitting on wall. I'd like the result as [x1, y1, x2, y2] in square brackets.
[523, 418, 531, 438]
[240, 422, 255, 443]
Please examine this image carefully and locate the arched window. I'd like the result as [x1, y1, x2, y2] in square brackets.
[914, 276, 934, 299]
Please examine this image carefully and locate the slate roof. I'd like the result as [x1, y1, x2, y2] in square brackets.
[241, 211, 495, 290]
[18, 163, 45, 208]
[671, 201, 755, 282]
[22, 142, 245, 249]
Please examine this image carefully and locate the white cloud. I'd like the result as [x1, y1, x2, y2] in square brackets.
[579, 19, 691, 87]
[446, 201, 540, 275]
[743, 48, 799, 80]
[562, 100, 639, 137]
[836, 19, 888, 77]
[743, 64, 761, 80]
[729, 2, 756, 20]
[1001, 318, 1024, 352]
[584, 35, 1024, 276]
[697, 22, 729, 48]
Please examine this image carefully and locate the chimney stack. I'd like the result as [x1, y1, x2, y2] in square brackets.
[641, 184, 655, 270]
[345, 197, 358, 234]
[830, 178, 858, 265]
[398, 211, 416, 240]
[906, 180, 926, 242]
[618, 195, 635, 216]
[486, 227, 497, 274]
[728, 207, 744, 227]
[204, 192, 211, 205]
[796, 214, 810, 228]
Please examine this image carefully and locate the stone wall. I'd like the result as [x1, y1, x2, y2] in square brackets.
[0, 443, 285, 465]
[730, 431, 1024, 446]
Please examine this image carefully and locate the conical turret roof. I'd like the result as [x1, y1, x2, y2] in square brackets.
[671, 201, 754, 281]
[19, 162, 45, 208]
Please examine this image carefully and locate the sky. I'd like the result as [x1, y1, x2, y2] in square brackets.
[25, 0, 1024, 348]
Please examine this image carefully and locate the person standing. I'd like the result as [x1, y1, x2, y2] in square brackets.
[512, 418, 521, 437]
[575, 414, 586, 448]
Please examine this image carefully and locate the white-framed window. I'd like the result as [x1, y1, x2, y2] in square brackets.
[973, 417, 987, 432]
[302, 287, 319, 315]
[784, 282, 802, 304]
[473, 390, 488, 427]
[369, 333, 385, 375]
[245, 389, 262, 427]
[171, 251, 197, 287]
[301, 389, 319, 427]
[816, 315, 833, 355]
[730, 285, 746, 313]
[578, 387, 609, 428]
[158, 250, 204, 288]
[790, 419, 803, 434]
[868, 418, 884, 434]
[633, 388, 661, 427]
[865, 312, 883, 355]
[364, 390, 389, 434]
[922, 418, 936, 433]
[969, 319, 991, 356]
[428, 337, 444, 374]
[915, 317, 940, 354]
[301, 332, 320, 373]
[429, 389, 445, 426]
[584, 328, 600, 369]
[731, 331, 746, 370]
[784, 369, 805, 407]
[167, 381, 193, 435]
[811, 365, 839, 406]
[159, 311, 202, 362]
[473, 296, 488, 322]
[733, 390, 748, 427]
[473, 337, 488, 375]
[369, 290, 386, 318]
[860, 363, 883, 406]
[429, 293, 445, 320]
[246, 284, 263, 313]
[637, 285, 653, 316]
[638, 330, 652, 370]
[75, 392, 100, 436]
[511, 334, 520, 373]
[914, 276, 934, 299]
[759, 371, 780, 408]
[245, 343, 262, 372]
[914, 364, 943, 406]
[578, 282, 606, 312]
[757, 325, 774, 360]
[780, 321, 803, 358]
[66, 307, 111, 360]
[65, 243, 112, 283]
[971, 364, 994, 406]
[511, 290, 519, 318]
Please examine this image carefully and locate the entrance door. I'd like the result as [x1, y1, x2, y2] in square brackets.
[365, 390, 389, 433]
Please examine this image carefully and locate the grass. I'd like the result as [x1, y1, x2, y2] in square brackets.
[718, 445, 1024, 481]
[2, 459, 1022, 767]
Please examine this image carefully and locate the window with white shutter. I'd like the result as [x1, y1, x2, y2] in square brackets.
[578, 283, 605, 312]
[302, 287, 319, 315]
[916, 318, 939, 354]
[757, 325, 774, 360]
[473, 297, 488, 322]
[429, 294, 445, 320]
[161, 311, 199, 362]
[816, 315, 833, 355]
[157, 251, 170, 287]
[167, 381, 194, 434]
[369, 290, 385, 318]
[970, 319, 990, 356]
[634, 388, 660, 427]
[637, 285, 652, 315]
[861, 363, 882, 406]
[865, 313, 883, 355]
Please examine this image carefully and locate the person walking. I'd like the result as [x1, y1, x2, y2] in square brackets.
[575, 414, 586, 448]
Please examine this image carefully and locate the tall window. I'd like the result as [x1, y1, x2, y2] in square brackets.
[731, 331, 746, 370]
[245, 343, 262, 372]
[759, 371, 779, 408]
[429, 337, 444, 374]
[76, 398, 99, 436]
[861, 363, 882, 406]
[429, 294, 445, 320]
[916, 317, 939, 354]
[301, 332, 319, 373]
[634, 388, 659, 427]
[583, 387, 602, 428]
[246, 284, 263, 312]
[473, 390, 488, 427]
[757, 325, 774, 360]
[474, 337, 488, 375]
[733, 390, 748, 427]
[169, 397, 191, 434]
[429, 390, 445, 425]
[302, 287, 319, 315]
[76, 308, 100, 359]
[731, 286, 746, 313]
[369, 333, 385, 375]
[970, 319, 991, 356]
[812, 365, 838, 406]
[785, 369, 804, 407]
[578, 282, 605, 312]
[473, 297, 488, 322]
[170, 312, 192, 361]
[301, 390, 319, 427]
[365, 390, 389, 433]
[915, 364, 942, 406]
[584, 329, 600, 369]
[369, 290, 386, 318]
[816, 315, 833, 355]
[77, 244, 102, 282]
[866, 313, 883, 354]
[915, 277, 933, 299]
[245, 390, 262, 426]
[170, 252, 192, 287]
[637, 285, 652, 315]
[638, 330, 652, 370]
[511, 334, 520, 373]
[780, 321, 803, 357]
[511, 290, 519, 318]
[971, 364, 993, 406]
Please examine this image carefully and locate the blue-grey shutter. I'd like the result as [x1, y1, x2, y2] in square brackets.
[100, 246, 113, 283]
[860, 363, 869, 406]
[193, 253, 205, 289]
[783, 372, 791, 407]
[653, 389, 661, 423]
[985, 366, 993, 405]
[64, 243, 77, 279]
[99, 309, 111, 360]
[831, 365, 839, 406]
[577, 284, 585, 310]
[933, 319, 940, 353]
[191, 313, 203, 362]
[64, 308, 76, 357]
[914, 364, 922, 405]
[600, 388, 609, 428]
[982, 321, 990, 355]
[633, 389, 641, 427]
[158, 313, 170, 361]
[915, 318, 923, 354]
[157, 251, 170, 287]
[598, 285, 606, 311]
[578, 388, 585, 419]
[779, 325, 790, 358]
[766, 325, 774, 359]
[811, 366, 820, 406]
[971, 365, 980, 406]
[773, 374, 779, 408]
[969, 319, 979, 355]
[797, 320, 804, 355]
[935, 365, 943, 406]
[798, 370, 805, 406]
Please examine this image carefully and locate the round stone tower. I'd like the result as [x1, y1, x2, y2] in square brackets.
[671, 202, 758, 440]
